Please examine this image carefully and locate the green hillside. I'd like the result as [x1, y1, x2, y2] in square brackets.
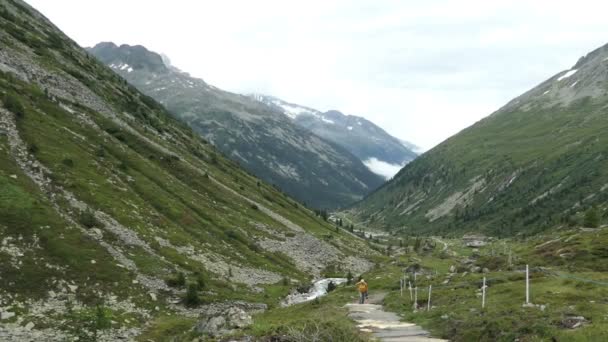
[0, 0, 374, 339]
[349, 44, 608, 237]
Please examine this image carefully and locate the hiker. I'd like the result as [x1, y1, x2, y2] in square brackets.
[356, 277, 368, 304]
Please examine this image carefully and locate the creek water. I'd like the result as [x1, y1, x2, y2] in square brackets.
[282, 278, 347, 306]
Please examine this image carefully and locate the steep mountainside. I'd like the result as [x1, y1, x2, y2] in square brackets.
[88, 43, 384, 209]
[349, 43, 608, 237]
[251, 94, 418, 178]
[0, 1, 375, 340]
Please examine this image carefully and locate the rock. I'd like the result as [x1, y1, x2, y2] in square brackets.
[68, 285, 78, 292]
[470, 266, 481, 273]
[482, 268, 490, 273]
[441, 314, 449, 320]
[449, 265, 456, 273]
[226, 307, 253, 328]
[0, 311, 15, 320]
[561, 316, 588, 329]
[196, 316, 226, 336]
[9, 174, 17, 179]
[90, 260, 96, 264]
[149, 292, 157, 301]
[195, 307, 253, 337]
[48, 290, 56, 298]
[24, 322, 35, 330]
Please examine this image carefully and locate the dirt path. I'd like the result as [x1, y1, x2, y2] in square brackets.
[345, 292, 447, 342]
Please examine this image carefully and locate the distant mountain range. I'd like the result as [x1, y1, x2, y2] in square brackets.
[89, 42, 387, 208]
[250, 94, 418, 179]
[349, 43, 608, 236]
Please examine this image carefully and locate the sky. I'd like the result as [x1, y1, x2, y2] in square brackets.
[27, 0, 608, 151]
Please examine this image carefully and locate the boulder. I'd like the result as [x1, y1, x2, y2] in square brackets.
[195, 307, 253, 337]
[561, 316, 588, 329]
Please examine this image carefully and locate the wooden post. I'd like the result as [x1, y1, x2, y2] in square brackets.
[525, 264, 530, 304]
[427, 285, 432, 311]
[482, 277, 486, 309]
[400, 278, 403, 297]
[414, 287, 418, 310]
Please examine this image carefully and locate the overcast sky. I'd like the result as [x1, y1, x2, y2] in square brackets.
[28, 0, 608, 151]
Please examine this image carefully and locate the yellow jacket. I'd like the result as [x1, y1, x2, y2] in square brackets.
[356, 280, 368, 293]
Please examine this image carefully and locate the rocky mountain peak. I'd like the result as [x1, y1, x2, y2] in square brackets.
[88, 42, 168, 74]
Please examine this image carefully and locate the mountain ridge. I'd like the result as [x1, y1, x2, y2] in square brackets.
[88, 42, 385, 209]
[250, 94, 418, 178]
[349, 42, 608, 237]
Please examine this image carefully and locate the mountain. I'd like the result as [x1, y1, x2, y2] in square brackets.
[0, 1, 375, 339]
[251, 94, 418, 179]
[88, 43, 384, 209]
[349, 43, 608, 237]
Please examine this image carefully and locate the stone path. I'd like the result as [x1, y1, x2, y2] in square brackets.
[345, 293, 447, 342]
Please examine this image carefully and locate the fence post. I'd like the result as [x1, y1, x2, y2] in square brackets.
[400, 278, 403, 297]
[525, 264, 530, 304]
[408, 281, 413, 301]
[482, 277, 486, 309]
[427, 285, 432, 311]
[414, 287, 418, 310]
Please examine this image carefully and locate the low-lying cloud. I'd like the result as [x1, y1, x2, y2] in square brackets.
[363, 158, 406, 180]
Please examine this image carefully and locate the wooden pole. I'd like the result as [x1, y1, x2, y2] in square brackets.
[414, 287, 418, 310]
[427, 285, 432, 311]
[408, 281, 413, 301]
[525, 264, 530, 304]
[400, 278, 403, 297]
[482, 277, 486, 309]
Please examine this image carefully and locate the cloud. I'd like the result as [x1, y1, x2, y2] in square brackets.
[363, 158, 406, 180]
[28, 0, 608, 150]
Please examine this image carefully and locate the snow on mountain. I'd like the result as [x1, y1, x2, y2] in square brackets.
[250, 94, 419, 176]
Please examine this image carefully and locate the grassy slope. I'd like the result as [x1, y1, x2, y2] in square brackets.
[350, 90, 608, 237]
[249, 224, 608, 342]
[0, 0, 374, 338]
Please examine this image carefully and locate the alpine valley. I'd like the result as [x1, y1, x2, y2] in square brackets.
[88, 42, 399, 209]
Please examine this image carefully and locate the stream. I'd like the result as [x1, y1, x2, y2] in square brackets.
[282, 278, 347, 306]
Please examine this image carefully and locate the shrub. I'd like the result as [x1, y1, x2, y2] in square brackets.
[62, 158, 74, 167]
[184, 283, 201, 307]
[27, 143, 38, 154]
[250, 204, 259, 210]
[79, 209, 99, 228]
[584, 207, 600, 228]
[166, 272, 186, 288]
[2, 93, 25, 118]
[327, 281, 336, 293]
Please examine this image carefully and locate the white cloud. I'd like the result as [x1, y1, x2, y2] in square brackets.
[363, 158, 406, 180]
[27, 0, 608, 150]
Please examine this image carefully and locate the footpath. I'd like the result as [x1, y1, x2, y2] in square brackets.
[345, 293, 447, 342]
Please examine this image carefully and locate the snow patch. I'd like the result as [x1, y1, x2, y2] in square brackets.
[570, 81, 578, 88]
[557, 69, 577, 81]
[347, 126, 353, 131]
[542, 90, 550, 95]
[127, 67, 133, 73]
[363, 158, 406, 179]
[321, 117, 335, 124]
[120, 64, 130, 71]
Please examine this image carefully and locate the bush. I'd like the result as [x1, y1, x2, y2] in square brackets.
[79, 209, 99, 228]
[62, 158, 74, 167]
[183, 283, 201, 307]
[165, 272, 186, 288]
[2, 93, 25, 118]
[584, 207, 600, 228]
[327, 281, 336, 293]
